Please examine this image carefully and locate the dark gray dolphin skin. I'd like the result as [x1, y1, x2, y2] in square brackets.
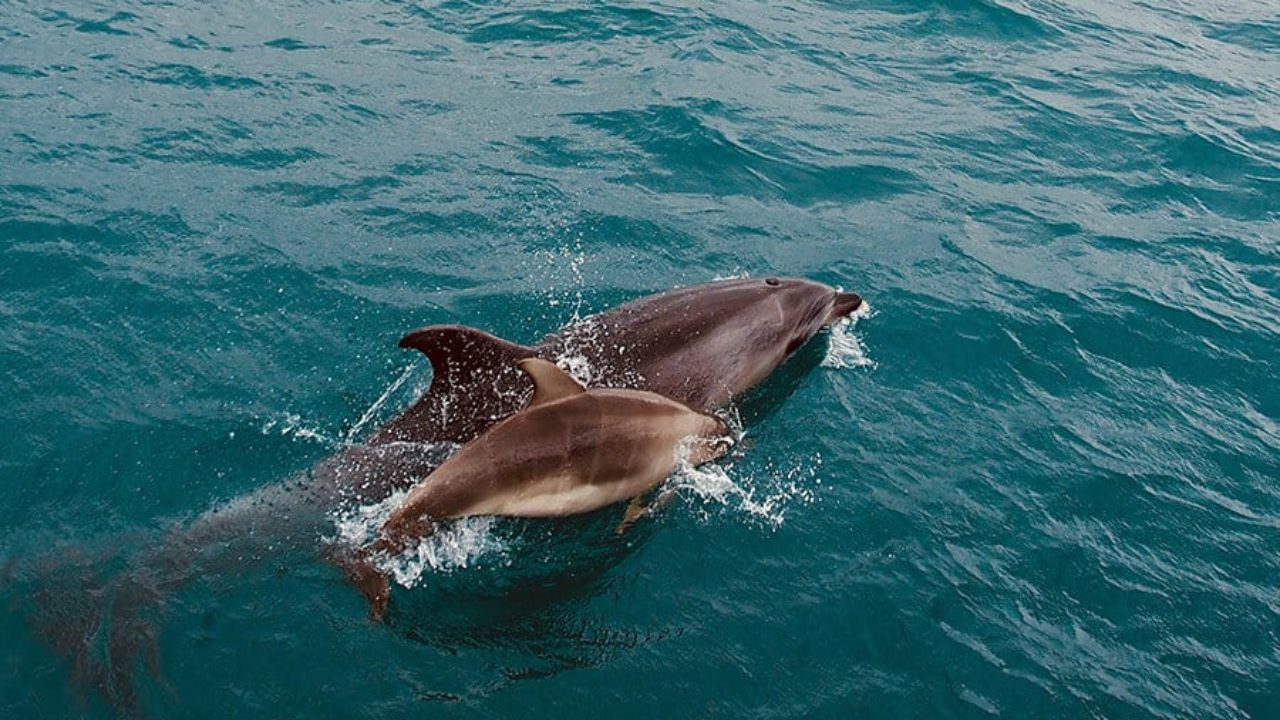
[369, 277, 862, 451]
[342, 358, 731, 620]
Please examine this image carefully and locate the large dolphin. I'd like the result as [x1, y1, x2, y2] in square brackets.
[369, 277, 862, 453]
[20, 276, 861, 705]
[341, 358, 732, 620]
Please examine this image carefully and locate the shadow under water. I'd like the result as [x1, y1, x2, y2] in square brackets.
[389, 505, 652, 639]
[371, 505, 675, 693]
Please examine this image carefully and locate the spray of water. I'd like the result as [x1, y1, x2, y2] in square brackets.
[330, 486, 507, 588]
[259, 413, 335, 446]
[346, 363, 417, 441]
[666, 431, 821, 529]
[823, 300, 875, 370]
[259, 362, 428, 448]
[538, 237, 589, 320]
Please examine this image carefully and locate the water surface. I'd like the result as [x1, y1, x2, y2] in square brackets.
[1, 1, 1278, 718]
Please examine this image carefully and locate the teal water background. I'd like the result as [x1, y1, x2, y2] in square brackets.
[2, 1, 1278, 717]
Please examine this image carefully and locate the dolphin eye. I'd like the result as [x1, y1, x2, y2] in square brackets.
[764, 277, 781, 287]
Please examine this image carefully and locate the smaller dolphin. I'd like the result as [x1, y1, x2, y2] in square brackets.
[340, 358, 731, 620]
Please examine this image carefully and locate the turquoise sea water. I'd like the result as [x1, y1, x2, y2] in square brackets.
[1, 0, 1278, 717]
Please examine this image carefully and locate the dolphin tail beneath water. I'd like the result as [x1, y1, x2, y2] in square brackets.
[18, 545, 175, 712]
[368, 324, 536, 446]
[329, 547, 391, 622]
[330, 510, 442, 622]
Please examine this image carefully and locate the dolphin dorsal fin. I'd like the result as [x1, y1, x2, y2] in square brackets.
[368, 325, 536, 445]
[518, 358, 585, 407]
[396, 325, 535, 383]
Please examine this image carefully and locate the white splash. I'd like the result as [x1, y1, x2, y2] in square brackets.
[666, 430, 820, 529]
[551, 314, 647, 390]
[823, 300, 875, 369]
[381, 517, 505, 587]
[556, 352, 597, 386]
[553, 315, 604, 386]
[668, 457, 820, 529]
[330, 490, 506, 588]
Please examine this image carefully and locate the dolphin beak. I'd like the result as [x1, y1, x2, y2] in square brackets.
[830, 292, 863, 320]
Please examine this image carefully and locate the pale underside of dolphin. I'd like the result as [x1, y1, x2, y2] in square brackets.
[342, 358, 731, 620]
[369, 277, 862, 452]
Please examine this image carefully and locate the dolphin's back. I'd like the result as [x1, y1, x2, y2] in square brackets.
[537, 278, 835, 410]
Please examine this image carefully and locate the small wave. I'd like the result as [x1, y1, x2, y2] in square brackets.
[822, 300, 875, 370]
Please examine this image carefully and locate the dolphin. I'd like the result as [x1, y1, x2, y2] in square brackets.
[341, 358, 732, 620]
[22, 276, 861, 704]
[369, 277, 862, 454]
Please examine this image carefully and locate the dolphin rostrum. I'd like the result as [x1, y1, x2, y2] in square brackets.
[370, 277, 862, 451]
[342, 358, 732, 620]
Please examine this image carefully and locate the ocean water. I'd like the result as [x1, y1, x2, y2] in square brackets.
[1, 0, 1277, 717]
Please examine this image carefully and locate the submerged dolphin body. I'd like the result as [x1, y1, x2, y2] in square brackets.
[18, 440, 457, 708]
[342, 358, 731, 620]
[370, 277, 862, 451]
